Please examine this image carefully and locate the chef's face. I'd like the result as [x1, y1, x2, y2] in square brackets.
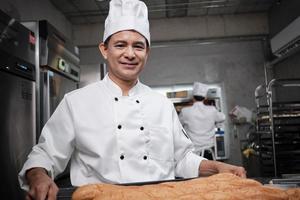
[99, 30, 149, 83]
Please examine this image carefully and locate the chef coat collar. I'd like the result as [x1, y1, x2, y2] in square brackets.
[193, 101, 204, 106]
[103, 74, 143, 97]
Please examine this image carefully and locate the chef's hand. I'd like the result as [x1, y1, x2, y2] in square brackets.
[25, 167, 59, 200]
[199, 160, 247, 178]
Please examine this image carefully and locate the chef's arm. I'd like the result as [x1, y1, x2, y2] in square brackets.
[25, 167, 58, 200]
[199, 160, 246, 178]
[215, 111, 226, 123]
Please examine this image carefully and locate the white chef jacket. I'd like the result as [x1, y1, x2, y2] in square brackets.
[19, 75, 205, 190]
[179, 101, 225, 154]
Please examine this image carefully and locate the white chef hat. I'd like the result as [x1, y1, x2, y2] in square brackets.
[193, 82, 209, 97]
[103, 0, 150, 45]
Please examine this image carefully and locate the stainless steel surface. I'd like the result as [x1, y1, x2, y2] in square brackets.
[21, 21, 42, 140]
[0, 10, 36, 199]
[270, 178, 300, 185]
[268, 175, 300, 188]
[266, 80, 277, 177]
[29, 21, 80, 179]
[38, 20, 80, 132]
[0, 71, 36, 199]
[22, 20, 80, 137]
[38, 20, 80, 82]
[40, 69, 78, 128]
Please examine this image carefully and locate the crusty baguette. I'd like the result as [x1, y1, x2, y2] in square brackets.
[71, 184, 101, 200]
[286, 188, 300, 200]
[72, 173, 300, 200]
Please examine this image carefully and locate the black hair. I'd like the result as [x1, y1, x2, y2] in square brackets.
[104, 35, 112, 47]
[203, 99, 216, 106]
[103, 33, 149, 48]
[193, 95, 205, 101]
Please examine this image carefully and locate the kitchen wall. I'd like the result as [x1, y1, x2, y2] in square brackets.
[75, 13, 268, 165]
[75, 12, 268, 87]
[0, 0, 72, 40]
[73, 13, 267, 47]
[78, 47, 103, 87]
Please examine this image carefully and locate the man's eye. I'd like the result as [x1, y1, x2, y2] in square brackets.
[135, 45, 145, 50]
[115, 44, 125, 48]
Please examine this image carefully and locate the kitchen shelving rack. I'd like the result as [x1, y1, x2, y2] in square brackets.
[254, 79, 300, 177]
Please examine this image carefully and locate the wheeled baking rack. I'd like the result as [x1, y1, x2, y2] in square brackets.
[255, 78, 300, 177]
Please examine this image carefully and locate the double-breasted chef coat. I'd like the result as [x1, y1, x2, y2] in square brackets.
[179, 101, 226, 154]
[19, 75, 205, 190]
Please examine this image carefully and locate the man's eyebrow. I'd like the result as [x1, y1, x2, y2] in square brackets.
[113, 40, 127, 43]
[134, 41, 146, 46]
[113, 40, 146, 46]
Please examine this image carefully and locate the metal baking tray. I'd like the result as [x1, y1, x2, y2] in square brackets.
[266, 178, 300, 189]
[57, 187, 76, 200]
[270, 178, 300, 185]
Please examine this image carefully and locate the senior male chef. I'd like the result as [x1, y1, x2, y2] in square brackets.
[19, 0, 246, 199]
[179, 82, 226, 159]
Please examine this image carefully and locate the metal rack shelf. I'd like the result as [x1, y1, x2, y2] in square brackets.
[254, 78, 300, 177]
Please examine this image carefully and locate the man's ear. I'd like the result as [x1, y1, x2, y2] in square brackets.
[99, 43, 107, 59]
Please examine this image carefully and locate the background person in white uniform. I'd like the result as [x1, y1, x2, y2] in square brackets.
[19, 0, 245, 199]
[179, 82, 226, 159]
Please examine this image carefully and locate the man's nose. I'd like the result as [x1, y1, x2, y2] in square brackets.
[124, 47, 135, 59]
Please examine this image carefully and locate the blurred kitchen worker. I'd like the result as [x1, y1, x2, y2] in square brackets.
[179, 82, 226, 159]
[19, 0, 245, 199]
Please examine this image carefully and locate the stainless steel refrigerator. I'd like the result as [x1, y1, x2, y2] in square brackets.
[40, 67, 78, 129]
[0, 10, 36, 199]
[22, 20, 80, 184]
[22, 20, 80, 138]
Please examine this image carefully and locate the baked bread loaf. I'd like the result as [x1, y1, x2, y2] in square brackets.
[72, 173, 300, 200]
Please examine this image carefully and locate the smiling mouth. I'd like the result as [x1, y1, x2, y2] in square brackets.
[120, 62, 138, 68]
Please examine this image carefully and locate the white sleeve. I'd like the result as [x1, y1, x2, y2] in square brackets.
[178, 110, 185, 126]
[172, 107, 206, 178]
[215, 109, 226, 123]
[18, 96, 75, 191]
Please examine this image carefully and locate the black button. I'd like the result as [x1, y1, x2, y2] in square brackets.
[114, 97, 118, 101]
[140, 127, 144, 131]
[143, 156, 147, 160]
[120, 155, 125, 160]
[118, 125, 122, 129]
[136, 100, 140, 103]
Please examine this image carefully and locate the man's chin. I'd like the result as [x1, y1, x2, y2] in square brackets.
[119, 74, 138, 82]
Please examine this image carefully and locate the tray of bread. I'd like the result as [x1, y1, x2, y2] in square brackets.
[57, 173, 300, 200]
